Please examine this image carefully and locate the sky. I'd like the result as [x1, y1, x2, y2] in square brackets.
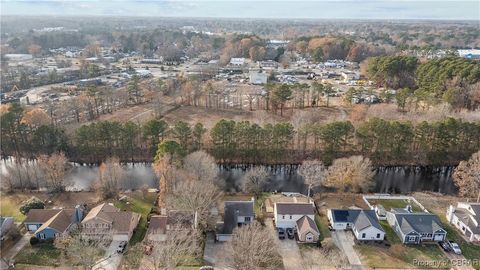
[1, 0, 479, 20]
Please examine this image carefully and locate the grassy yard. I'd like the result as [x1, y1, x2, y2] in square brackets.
[314, 214, 330, 241]
[114, 191, 157, 245]
[0, 194, 27, 222]
[14, 243, 62, 266]
[367, 198, 424, 212]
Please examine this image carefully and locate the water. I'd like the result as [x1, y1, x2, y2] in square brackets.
[0, 159, 457, 194]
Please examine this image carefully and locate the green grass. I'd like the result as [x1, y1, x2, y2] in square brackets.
[379, 220, 401, 244]
[368, 199, 423, 212]
[114, 192, 157, 245]
[314, 214, 330, 241]
[14, 243, 61, 266]
[254, 193, 269, 217]
[0, 197, 26, 222]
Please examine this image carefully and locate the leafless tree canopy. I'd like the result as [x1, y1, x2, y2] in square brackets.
[225, 222, 282, 270]
[38, 152, 71, 192]
[298, 159, 326, 197]
[241, 166, 270, 195]
[55, 229, 108, 270]
[1, 158, 43, 192]
[301, 238, 348, 270]
[96, 157, 125, 199]
[324, 155, 374, 193]
[183, 150, 219, 182]
[453, 150, 480, 201]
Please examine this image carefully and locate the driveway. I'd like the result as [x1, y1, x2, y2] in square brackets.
[266, 219, 303, 270]
[2, 232, 30, 264]
[442, 250, 474, 270]
[202, 232, 233, 270]
[331, 230, 364, 270]
[92, 240, 123, 270]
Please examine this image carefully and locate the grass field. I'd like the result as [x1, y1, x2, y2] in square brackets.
[113, 191, 157, 245]
[314, 214, 330, 241]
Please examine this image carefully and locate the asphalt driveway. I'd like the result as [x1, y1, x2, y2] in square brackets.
[92, 240, 123, 270]
[331, 230, 364, 270]
[266, 219, 303, 270]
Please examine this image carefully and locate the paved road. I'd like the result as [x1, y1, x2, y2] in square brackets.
[1, 232, 30, 264]
[266, 219, 303, 270]
[92, 240, 123, 270]
[331, 230, 364, 270]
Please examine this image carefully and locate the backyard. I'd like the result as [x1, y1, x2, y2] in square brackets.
[113, 191, 158, 245]
[366, 198, 424, 213]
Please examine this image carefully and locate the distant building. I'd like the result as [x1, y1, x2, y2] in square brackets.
[4, 54, 33, 61]
[341, 71, 360, 82]
[141, 58, 163, 64]
[249, 71, 268, 85]
[458, 49, 480, 60]
[258, 60, 278, 69]
[229, 58, 246, 66]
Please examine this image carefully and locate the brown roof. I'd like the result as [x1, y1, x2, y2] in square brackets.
[110, 212, 140, 233]
[296, 215, 319, 235]
[24, 209, 62, 224]
[147, 215, 167, 236]
[36, 209, 74, 234]
[82, 203, 119, 223]
[276, 203, 315, 215]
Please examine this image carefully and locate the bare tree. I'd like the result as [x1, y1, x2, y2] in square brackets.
[301, 238, 348, 270]
[298, 159, 326, 198]
[183, 150, 218, 182]
[324, 155, 374, 193]
[453, 150, 480, 202]
[241, 167, 270, 196]
[225, 222, 282, 270]
[96, 157, 125, 199]
[38, 152, 71, 192]
[55, 229, 108, 270]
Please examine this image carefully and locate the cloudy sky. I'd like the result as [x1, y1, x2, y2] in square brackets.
[1, 0, 479, 20]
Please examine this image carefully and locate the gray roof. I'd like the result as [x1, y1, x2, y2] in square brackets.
[393, 213, 445, 235]
[276, 203, 315, 215]
[454, 204, 480, 234]
[330, 209, 384, 232]
[219, 201, 254, 235]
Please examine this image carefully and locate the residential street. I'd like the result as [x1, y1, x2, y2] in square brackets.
[92, 240, 123, 270]
[331, 230, 364, 270]
[266, 219, 303, 270]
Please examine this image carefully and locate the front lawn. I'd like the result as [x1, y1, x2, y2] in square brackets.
[314, 214, 330, 241]
[114, 191, 157, 245]
[14, 243, 61, 266]
[0, 194, 27, 222]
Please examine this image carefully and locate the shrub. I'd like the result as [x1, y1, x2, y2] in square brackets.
[30, 236, 39, 245]
[19, 197, 45, 215]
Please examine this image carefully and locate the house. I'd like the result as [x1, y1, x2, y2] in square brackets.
[229, 58, 245, 66]
[258, 60, 278, 69]
[249, 71, 268, 85]
[216, 200, 254, 242]
[0, 217, 14, 241]
[274, 202, 315, 229]
[24, 206, 84, 240]
[296, 216, 320, 243]
[146, 210, 197, 242]
[447, 202, 480, 242]
[264, 193, 310, 214]
[81, 203, 141, 241]
[328, 209, 385, 241]
[387, 211, 446, 244]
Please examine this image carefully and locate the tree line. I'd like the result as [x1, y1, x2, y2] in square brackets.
[2, 103, 479, 165]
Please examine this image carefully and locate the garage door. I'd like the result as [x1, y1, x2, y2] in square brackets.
[27, 224, 38, 231]
[434, 234, 445, 241]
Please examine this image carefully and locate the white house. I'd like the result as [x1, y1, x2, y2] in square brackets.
[229, 58, 246, 66]
[274, 202, 315, 229]
[216, 200, 255, 242]
[447, 202, 480, 242]
[328, 209, 385, 241]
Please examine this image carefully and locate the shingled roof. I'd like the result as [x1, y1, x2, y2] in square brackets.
[275, 203, 315, 216]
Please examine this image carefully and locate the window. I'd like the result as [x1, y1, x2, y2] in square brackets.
[244, 217, 251, 222]
[282, 215, 285, 219]
[290, 215, 292, 219]
[407, 236, 417, 242]
[306, 235, 314, 242]
[362, 233, 366, 238]
[376, 233, 380, 239]
[39, 233, 45, 240]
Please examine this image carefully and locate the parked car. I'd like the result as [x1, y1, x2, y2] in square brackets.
[438, 241, 451, 252]
[116, 241, 128, 253]
[449, 241, 462, 255]
[286, 228, 295, 239]
[278, 228, 286, 240]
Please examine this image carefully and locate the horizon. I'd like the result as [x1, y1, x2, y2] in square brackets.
[1, 1, 479, 21]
